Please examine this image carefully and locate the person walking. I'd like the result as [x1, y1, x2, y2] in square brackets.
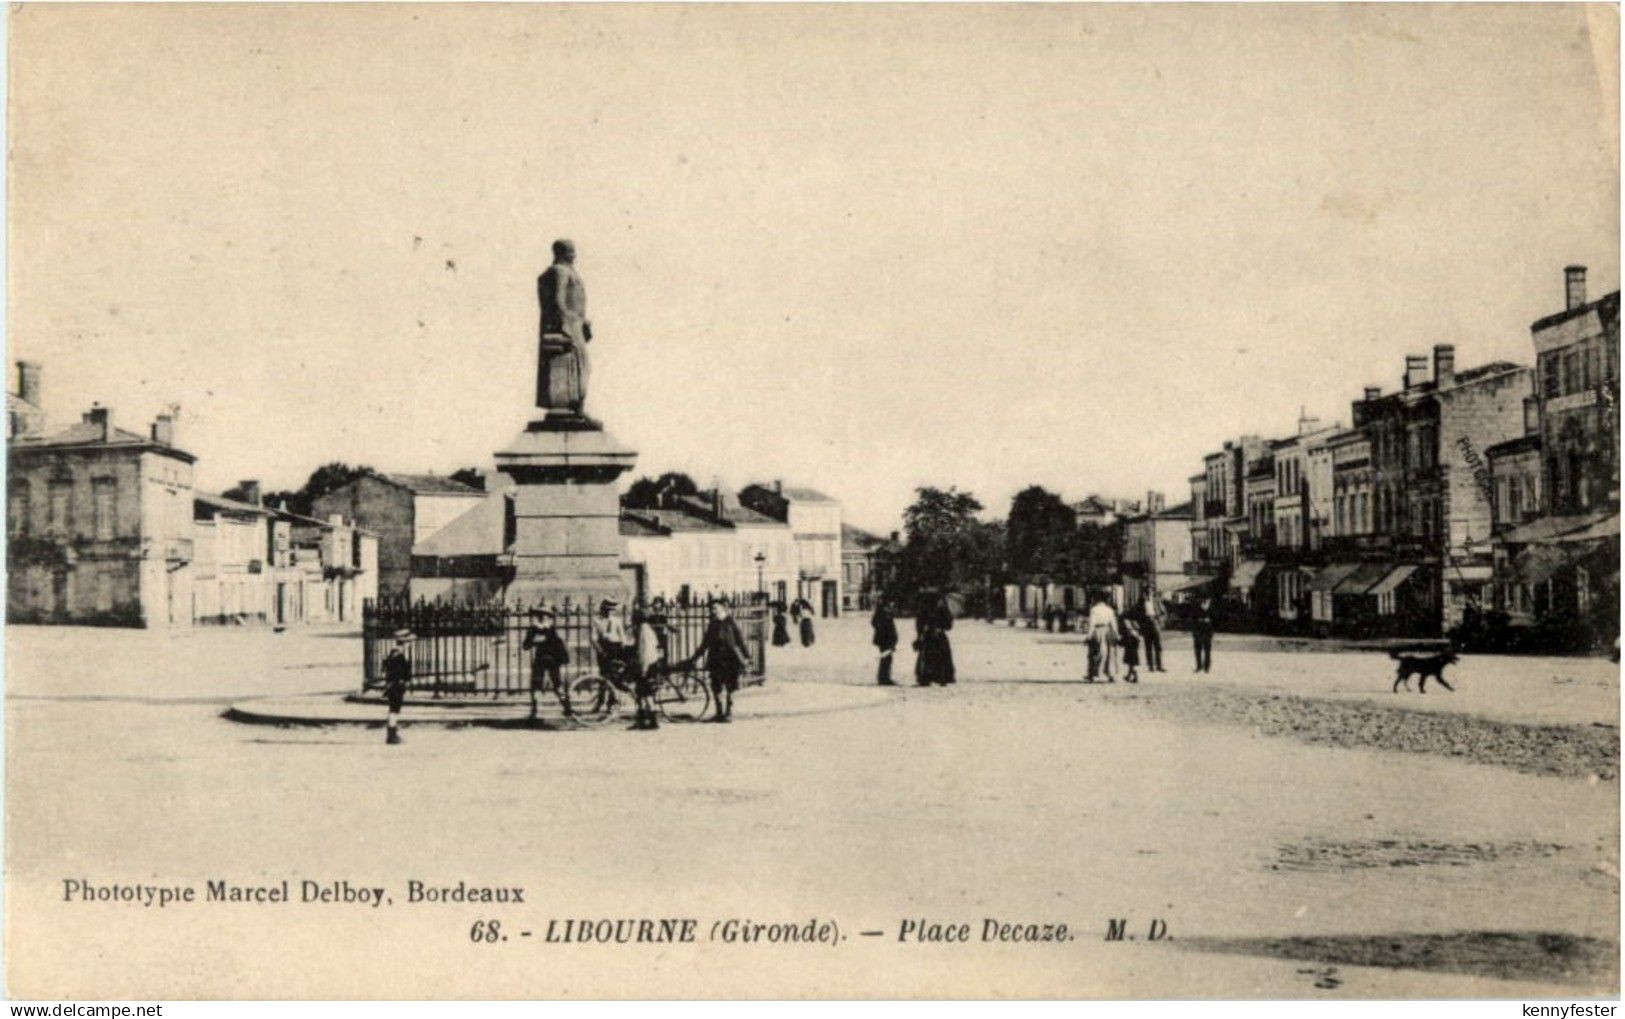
[1119, 616, 1142, 684]
[771, 602, 792, 648]
[798, 598, 817, 648]
[1192, 594, 1215, 674]
[1138, 592, 1166, 672]
[521, 608, 572, 720]
[914, 591, 957, 686]
[381, 628, 413, 745]
[1086, 594, 1120, 682]
[871, 598, 899, 686]
[682, 600, 753, 722]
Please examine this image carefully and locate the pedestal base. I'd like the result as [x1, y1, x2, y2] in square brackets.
[493, 414, 637, 607]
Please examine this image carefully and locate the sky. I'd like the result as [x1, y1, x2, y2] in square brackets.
[9, 4, 1619, 532]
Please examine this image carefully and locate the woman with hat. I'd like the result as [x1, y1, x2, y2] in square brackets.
[382, 628, 413, 745]
[522, 607, 572, 720]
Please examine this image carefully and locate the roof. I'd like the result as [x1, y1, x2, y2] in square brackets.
[1531, 290, 1621, 334]
[630, 509, 729, 533]
[382, 473, 484, 496]
[1451, 361, 1526, 386]
[1484, 433, 1541, 459]
[1158, 500, 1195, 518]
[619, 515, 669, 537]
[842, 523, 901, 552]
[781, 486, 835, 503]
[195, 491, 271, 517]
[413, 493, 510, 557]
[669, 493, 783, 527]
[13, 418, 196, 462]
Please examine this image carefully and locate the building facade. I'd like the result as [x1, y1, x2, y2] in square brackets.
[739, 482, 843, 616]
[8, 405, 196, 626]
[312, 472, 485, 597]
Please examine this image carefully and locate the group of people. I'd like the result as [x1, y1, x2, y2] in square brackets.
[770, 598, 818, 649]
[868, 591, 957, 687]
[1073, 591, 1216, 683]
[376, 596, 757, 744]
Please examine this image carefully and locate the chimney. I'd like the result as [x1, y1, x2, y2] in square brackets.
[151, 411, 175, 446]
[773, 479, 783, 495]
[238, 480, 262, 506]
[1403, 355, 1429, 391]
[1363, 386, 1381, 402]
[17, 361, 41, 407]
[1565, 265, 1587, 310]
[85, 404, 111, 442]
[1433, 344, 1455, 389]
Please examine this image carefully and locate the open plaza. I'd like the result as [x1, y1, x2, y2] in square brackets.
[4, 615, 1616, 999]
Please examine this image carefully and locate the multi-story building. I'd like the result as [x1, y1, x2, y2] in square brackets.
[739, 482, 843, 616]
[8, 404, 195, 626]
[1532, 266, 1620, 516]
[1122, 501, 1195, 606]
[1486, 267, 1620, 644]
[841, 525, 900, 613]
[312, 472, 485, 597]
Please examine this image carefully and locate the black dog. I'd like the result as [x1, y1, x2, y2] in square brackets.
[1390, 649, 1459, 693]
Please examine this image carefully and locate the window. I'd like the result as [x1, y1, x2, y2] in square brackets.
[93, 479, 116, 541]
[1543, 356, 1561, 398]
[48, 481, 71, 534]
[1564, 351, 1581, 394]
[95, 569, 114, 613]
[8, 481, 28, 538]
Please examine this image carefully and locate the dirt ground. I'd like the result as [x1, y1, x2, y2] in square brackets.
[4, 617, 1618, 999]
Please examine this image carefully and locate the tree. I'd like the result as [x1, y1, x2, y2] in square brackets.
[1005, 485, 1077, 579]
[622, 471, 700, 510]
[889, 487, 1004, 614]
[449, 467, 486, 492]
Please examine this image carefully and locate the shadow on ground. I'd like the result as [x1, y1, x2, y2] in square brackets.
[1181, 931, 1618, 988]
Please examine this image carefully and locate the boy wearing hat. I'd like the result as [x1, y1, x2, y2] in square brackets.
[522, 608, 572, 720]
[382, 629, 413, 745]
[591, 597, 633, 676]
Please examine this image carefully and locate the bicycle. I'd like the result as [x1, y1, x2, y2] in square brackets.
[566, 652, 713, 726]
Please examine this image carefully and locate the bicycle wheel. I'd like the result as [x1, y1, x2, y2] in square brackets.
[566, 676, 619, 726]
[655, 670, 712, 723]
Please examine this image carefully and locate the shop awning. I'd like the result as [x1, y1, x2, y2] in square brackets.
[1553, 513, 1620, 544]
[1307, 562, 1363, 592]
[1501, 511, 1615, 546]
[1367, 564, 1419, 597]
[1163, 574, 1217, 595]
[1334, 561, 1395, 595]
[1230, 559, 1267, 591]
[1511, 544, 1582, 585]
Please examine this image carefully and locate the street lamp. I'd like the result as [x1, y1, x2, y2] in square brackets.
[754, 550, 767, 600]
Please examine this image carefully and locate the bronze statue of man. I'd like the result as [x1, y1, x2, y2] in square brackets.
[536, 239, 593, 414]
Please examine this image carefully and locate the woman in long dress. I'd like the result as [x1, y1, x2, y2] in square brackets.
[798, 599, 816, 647]
[771, 603, 792, 647]
[913, 591, 956, 686]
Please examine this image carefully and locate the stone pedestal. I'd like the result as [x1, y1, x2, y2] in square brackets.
[493, 412, 637, 607]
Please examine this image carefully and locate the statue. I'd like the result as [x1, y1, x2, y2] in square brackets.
[536, 239, 593, 414]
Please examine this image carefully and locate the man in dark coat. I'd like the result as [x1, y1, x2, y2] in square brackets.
[521, 608, 572, 720]
[682, 601, 753, 722]
[1192, 595, 1215, 674]
[381, 628, 413, 745]
[871, 598, 899, 686]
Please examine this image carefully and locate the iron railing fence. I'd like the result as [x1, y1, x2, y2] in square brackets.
[362, 593, 769, 698]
